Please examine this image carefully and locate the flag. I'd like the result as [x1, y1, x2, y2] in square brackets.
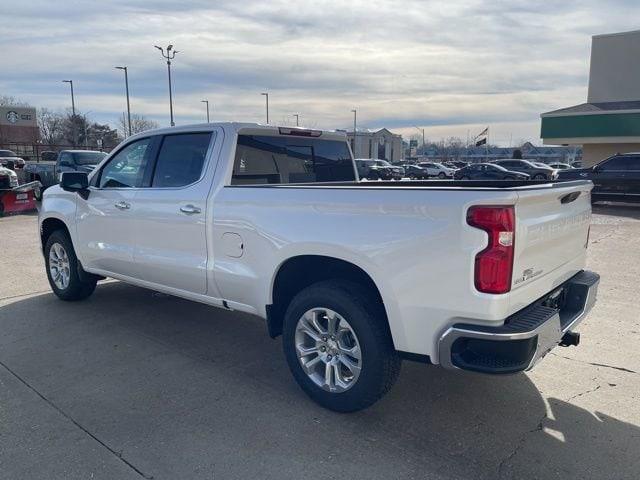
[475, 127, 489, 138]
[475, 137, 487, 147]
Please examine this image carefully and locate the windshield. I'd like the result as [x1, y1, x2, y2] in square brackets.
[375, 160, 391, 166]
[73, 151, 107, 165]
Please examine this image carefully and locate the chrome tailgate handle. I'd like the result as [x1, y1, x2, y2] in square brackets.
[180, 204, 201, 215]
[114, 201, 130, 210]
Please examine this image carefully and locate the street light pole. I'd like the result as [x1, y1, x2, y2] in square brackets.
[293, 113, 299, 126]
[261, 92, 269, 124]
[115, 66, 132, 137]
[62, 80, 75, 116]
[201, 100, 210, 122]
[62, 80, 76, 146]
[351, 109, 357, 157]
[155, 44, 179, 126]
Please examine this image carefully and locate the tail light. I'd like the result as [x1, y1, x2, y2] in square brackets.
[467, 206, 515, 294]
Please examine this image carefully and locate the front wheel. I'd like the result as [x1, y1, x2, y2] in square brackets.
[533, 173, 547, 180]
[282, 281, 401, 412]
[45, 230, 97, 301]
[438, 172, 446, 179]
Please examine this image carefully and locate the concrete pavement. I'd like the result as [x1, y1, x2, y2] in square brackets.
[0, 205, 639, 479]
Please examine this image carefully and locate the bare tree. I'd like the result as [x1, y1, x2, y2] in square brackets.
[0, 95, 31, 107]
[37, 108, 65, 145]
[118, 113, 159, 137]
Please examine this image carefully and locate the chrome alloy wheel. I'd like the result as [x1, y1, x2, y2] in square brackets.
[295, 308, 363, 393]
[49, 243, 70, 290]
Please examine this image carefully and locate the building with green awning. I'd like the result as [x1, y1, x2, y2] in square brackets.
[541, 30, 640, 167]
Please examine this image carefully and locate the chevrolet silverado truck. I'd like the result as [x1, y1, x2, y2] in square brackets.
[24, 150, 107, 200]
[38, 123, 599, 412]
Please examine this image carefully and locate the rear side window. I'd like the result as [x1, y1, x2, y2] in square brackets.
[231, 135, 355, 185]
[152, 133, 212, 187]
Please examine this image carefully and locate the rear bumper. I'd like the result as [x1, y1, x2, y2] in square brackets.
[437, 270, 600, 374]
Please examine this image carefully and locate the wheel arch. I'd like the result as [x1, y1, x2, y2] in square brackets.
[267, 254, 391, 341]
[40, 217, 70, 251]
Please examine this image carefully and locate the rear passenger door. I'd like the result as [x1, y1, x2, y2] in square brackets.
[132, 131, 216, 295]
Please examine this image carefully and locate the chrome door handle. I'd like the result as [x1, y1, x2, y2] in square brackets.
[180, 204, 201, 215]
[114, 201, 130, 210]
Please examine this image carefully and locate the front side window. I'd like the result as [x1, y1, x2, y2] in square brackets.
[152, 133, 212, 188]
[600, 156, 630, 171]
[99, 138, 152, 188]
[231, 135, 355, 185]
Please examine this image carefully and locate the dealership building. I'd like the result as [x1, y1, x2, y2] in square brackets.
[541, 30, 640, 166]
[344, 128, 404, 162]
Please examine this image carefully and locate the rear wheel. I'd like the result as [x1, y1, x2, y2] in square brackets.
[461, 175, 470, 180]
[282, 281, 401, 412]
[45, 230, 97, 301]
[533, 173, 546, 180]
[438, 172, 446, 179]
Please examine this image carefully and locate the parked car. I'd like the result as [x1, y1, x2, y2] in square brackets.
[549, 162, 573, 170]
[0, 149, 26, 169]
[557, 152, 640, 203]
[493, 160, 558, 180]
[449, 161, 469, 169]
[454, 163, 530, 181]
[355, 159, 403, 180]
[24, 150, 107, 199]
[0, 156, 26, 169]
[417, 162, 455, 178]
[400, 164, 429, 179]
[0, 149, 17, 158]
[0, 165, 19, 188]
[39, 123, 599, 412]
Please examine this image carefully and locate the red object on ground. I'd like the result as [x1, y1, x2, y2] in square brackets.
[0, 188, 38, 216]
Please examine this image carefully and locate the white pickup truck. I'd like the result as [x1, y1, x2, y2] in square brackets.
[39, 123, 599, 412]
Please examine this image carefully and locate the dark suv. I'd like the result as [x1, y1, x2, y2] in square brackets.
[558, 153, 640, 203]
[493, 159, 557, 180]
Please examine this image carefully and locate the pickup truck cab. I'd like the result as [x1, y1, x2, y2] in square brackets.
[39, 123, 600, 412]
[25, 150, 107, 199]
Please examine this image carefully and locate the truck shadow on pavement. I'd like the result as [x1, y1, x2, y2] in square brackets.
[1, 281, 638, 480]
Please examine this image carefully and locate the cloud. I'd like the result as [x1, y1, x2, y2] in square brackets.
[2, 0, 639, 144]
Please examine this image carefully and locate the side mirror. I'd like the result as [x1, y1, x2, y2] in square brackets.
[60, 171, 90, 199]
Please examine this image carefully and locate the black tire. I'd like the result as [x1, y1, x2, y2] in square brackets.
[368, 172, 379, 180]
[282, 280, 401, 412]
[533, 174, 546, 180]
[461, 176, 470, 180]
[44, 230, 97, 301]
[438, 172, 446, 179]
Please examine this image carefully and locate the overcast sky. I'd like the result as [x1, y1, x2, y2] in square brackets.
[2, 0, 638, 144]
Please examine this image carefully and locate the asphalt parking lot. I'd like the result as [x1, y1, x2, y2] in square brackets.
[1, 206, 639, 480]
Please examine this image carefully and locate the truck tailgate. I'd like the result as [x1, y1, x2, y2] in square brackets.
[512, 181, 592, 293]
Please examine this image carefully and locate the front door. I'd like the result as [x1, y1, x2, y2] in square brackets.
[592, 155, 629, 199]
[132, 131, 215, 295]
[75, 137, 154, 277]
